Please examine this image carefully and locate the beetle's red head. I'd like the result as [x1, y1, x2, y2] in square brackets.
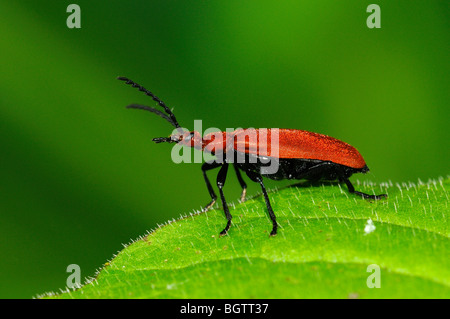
[173, 130, 203, 148]
[153, 130, 203, 149]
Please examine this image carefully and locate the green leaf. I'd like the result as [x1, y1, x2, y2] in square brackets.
[42, 178, 449, 299]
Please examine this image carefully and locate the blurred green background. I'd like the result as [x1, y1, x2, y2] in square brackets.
[0, 1, 448, 298]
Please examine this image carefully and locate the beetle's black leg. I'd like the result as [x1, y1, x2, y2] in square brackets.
[201, 162, 222, 212]
[259, 177, 278, 236]
[342, 178, 387, 200]
[216, 163, 232, 235]
[246, 171, 278, 236]
[233, 164, 247, 202]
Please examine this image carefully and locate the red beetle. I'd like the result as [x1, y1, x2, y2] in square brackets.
[119, 77, 386, 236]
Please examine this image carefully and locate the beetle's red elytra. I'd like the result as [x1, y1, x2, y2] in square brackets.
[118, 77, 386, 236]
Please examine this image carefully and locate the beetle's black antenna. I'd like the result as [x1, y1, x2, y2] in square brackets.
[125, 104, 178, 128]
[117, 77, 181, 128]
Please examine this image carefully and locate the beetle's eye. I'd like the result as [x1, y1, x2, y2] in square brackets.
[184, 132, 194, 142]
